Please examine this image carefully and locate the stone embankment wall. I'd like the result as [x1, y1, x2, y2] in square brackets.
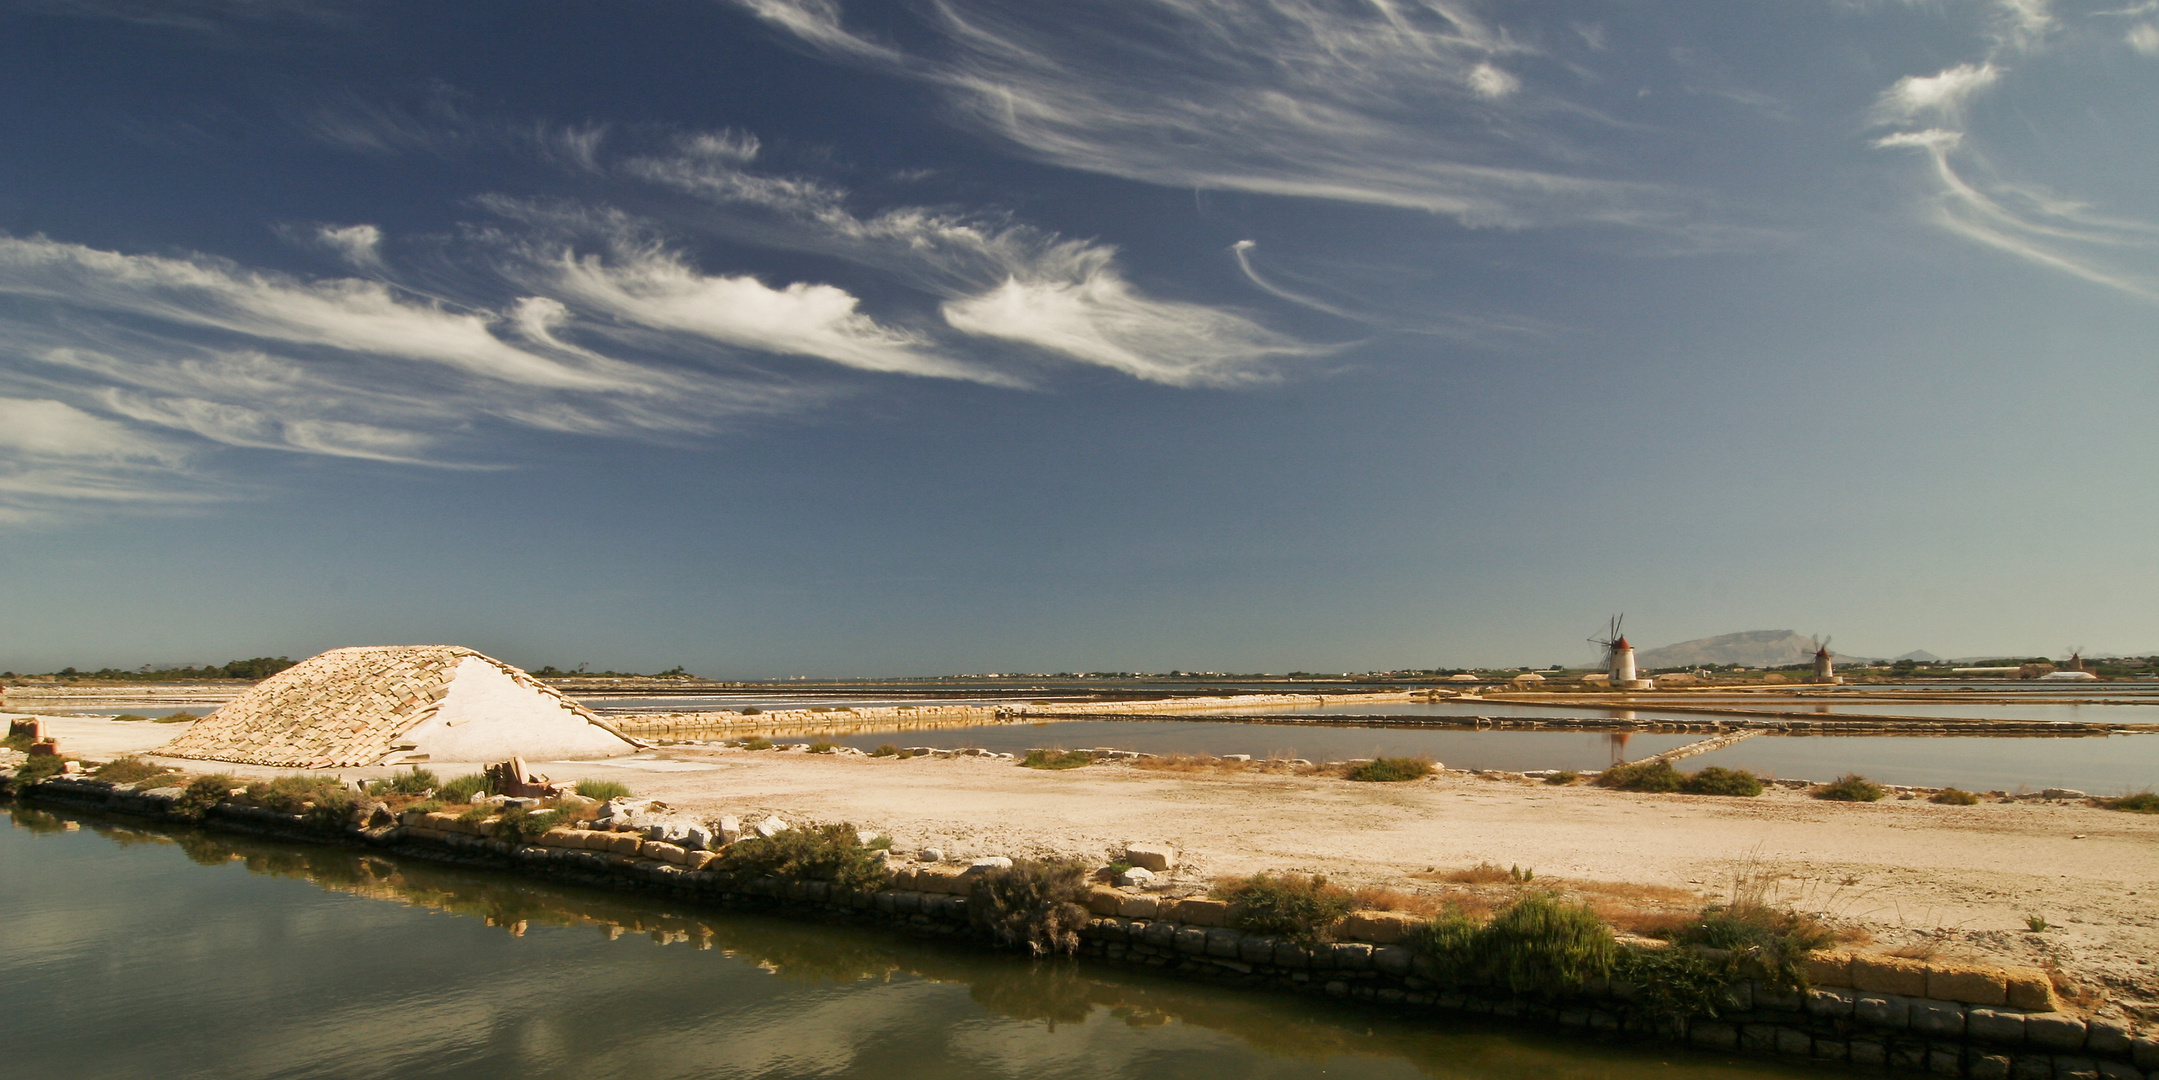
[8, 770, 2156, 1080]
[608, 692, 1422, 739]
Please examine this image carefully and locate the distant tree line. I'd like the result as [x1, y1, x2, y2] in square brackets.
[1, 657, 297, 682]
[530, 665, 693, 679]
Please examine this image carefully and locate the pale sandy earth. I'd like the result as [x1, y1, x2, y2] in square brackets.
[14, 714, 2157, 1017]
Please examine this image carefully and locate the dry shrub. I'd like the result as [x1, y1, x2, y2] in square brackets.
[1420, 862, 1518, 885]
[1346, 886, 1466, 918]
[969, 857, 1093, 957]
[1213, 873, 1355, 943]
[90, 755, 169, 786]
[1127, 753, 1226, 773]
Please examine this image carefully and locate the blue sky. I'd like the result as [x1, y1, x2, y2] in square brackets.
[1, 0, 2154, 675]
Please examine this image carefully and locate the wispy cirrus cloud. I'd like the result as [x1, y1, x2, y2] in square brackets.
[726, 0, 1675, 229]
[0, 396, 206, 524]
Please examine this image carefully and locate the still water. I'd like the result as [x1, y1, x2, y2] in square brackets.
[0, 804, 1812, 1080]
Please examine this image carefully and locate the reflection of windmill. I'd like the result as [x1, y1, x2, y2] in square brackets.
[1589, 615, 1648, 689]
[1811, 635, 1840, 685]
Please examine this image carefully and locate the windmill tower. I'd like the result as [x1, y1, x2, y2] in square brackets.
[1811, 635, 1841, 685]
[2065, 646, 2085, 673]
[1590, 615, 1652, 690]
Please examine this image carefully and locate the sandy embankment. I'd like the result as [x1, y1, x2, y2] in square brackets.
[13, 714, 2156, 1018]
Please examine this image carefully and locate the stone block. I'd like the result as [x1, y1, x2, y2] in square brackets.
[2012, 1054, 2056, 1080]
[1689, 1022, 1739, 1050]
[1338, 911, 1418, 945]
[1329, 942, 1373, 971]
[2096, 1063, 2141, 1080]
[1142, 921, 1179, 948]
[1969, 1008, 2029, 1044]
[1117, 867, 1156, 887]
[1174, 927, 1208, 955]
[1776, 1027, 1813, 1057]
[1272, 941, 1311, 968]
[1372, 945, 1413, 977]
[1891, 1040, 1930, 1072]
[1740, 1025, 1779, 1053]
[1124, 843, 1177, 873]
[2026, 1014, 2088, 1051]
[1806, 950, 1855, 988]
[1238, 934, 1276, 965]
[1173, 898, 1230, 927]
[1856, 994, 1912, 1029]
[1807, 987, 1856, 1018]
[2007, 969, 2060, 1012]
[1930, 1045, 1966, 1076]
[715, 815, 742, 845]
[1971, 1053, 2014, 1080]
[2133, 1036, 2159, 1070]
[1931, 964, 2012, 1006]
[2085, 1020, 2131, 1057]
[1087, 887, 1124, 916]
[1849, 1038, 1887, 1067]
[1118, 894, 1161, 919]
[1205, 927, 1244, 959]
[684, 850, 716, 871]
[2055, 1056, 2101, 1080]
[1813, 1037, 1848, 1061]
[1911, 999, 1968, 1037]
[1754, 982, 1804, 1013]
[609, 833, 641, 855]
[1854, 955, 1931, 997]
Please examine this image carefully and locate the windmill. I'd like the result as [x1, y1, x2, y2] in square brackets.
[2065, 646, 2086, 672]
[1811, 635, 1840, 684]
[1589, 615, 1641, 688]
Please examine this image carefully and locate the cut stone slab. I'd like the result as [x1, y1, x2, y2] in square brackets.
[1124, 842, 1177, 873]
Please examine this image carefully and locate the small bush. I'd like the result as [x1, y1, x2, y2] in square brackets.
[91, 756, 167, 785]
[1665, 904, 1832, 989]
[1544, 770, 1579, 785]
[2025, 913, 2049, 932]
[870, 744, 901, 757]
[110, 713, 151, 722]
[1598, 760, 1686, 792]
[1407, 895, 1616, 995]
[741, 738, 774, 751]
[1, 729, 35, 752]
[1345, 756, 1434, 782]
[1404, 905, 1483, 975]
[438, 773, 494, 803]
[969, 857, 1093, 957]
[15, 755, 67, 783]
[807, 741, 838, 754]
[1931, 788, 1980, 806]
[369, 766, 439, 796]
[154, 711, 200, 723]
[1611, 942, 1742, 1020]
[173, 774, 240, 820]
[1022, 749, 1095, 770]
[1684, 766, 1764, 797]
[1215, 873, 1355, 943]
[1814, 774, 1884, 802]
[713, 821, 891, 892]
[2101, 790, 2159, 814]
[740, 707, 763, 716]
[245, 774, 349, 815]
[570, 778, 632, 801]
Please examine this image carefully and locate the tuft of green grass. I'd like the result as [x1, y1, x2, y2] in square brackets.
[870, 744, 901, 757]
[438, 773, 494, 803]
[1544, 770, 1580, 785]
[1931, 787, 1980, 806]
[2101, 790, 2159, 814]
[740, 738, 774, 751]
[570, 778, 633, 801]
[807, 741, 838, 754]
[369, 766, 439, 796]
[14, 755, 67, 782]
[1214, 873, 1355, 943]
[2025, 913, 2049, 932]
[1407, 894, 1615, 995]
[1022, 749, 1095, 770]
[969, 857, 1093, 957]
[1813, 774, 1885, 802]
[91, 755, 168, 785]
[1664, 903, 1832, 989]
[712, 820, 892, 892]
[110, 713, 151, 722]
[1345, 755, 1434, 782]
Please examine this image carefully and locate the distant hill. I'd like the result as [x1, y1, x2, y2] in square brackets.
[1894, 650, 1943, 663]
[1635, 630, 1823, 669]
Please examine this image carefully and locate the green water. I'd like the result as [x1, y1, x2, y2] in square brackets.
[1, 803, 1817, 1080]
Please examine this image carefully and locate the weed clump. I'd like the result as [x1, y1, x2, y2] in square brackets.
[713, 821, 891, 892]
[870, 744, 901, 757]
[570, 778, 632, 801]
[1599, 760, 1763, 796]
[1406, 894, 1616, 994]
[969, 857, 1093, 957]
[173, 774, 240, 820]
[740, 738, 774, 751]
[807, 741, 838, 754]
[1214, 873, 1356, 943]
[1931, 788, 1980, 806]
[91, 756, 168, 786]
[155, 711, 200, 724]
[1022, 749, 1095, 770]
[15, 755, 67, 782]
[2101, 790, 2159, 814]
[369, 766, 439, 797]
[438, 773, 494, 803]
[110, 713, 150, 723]
[1544, 771, 1580, 785]
[1814, 774, 1884, 802]
[1345, 756, 1434, 782]
[1663, 904, 1832, 989]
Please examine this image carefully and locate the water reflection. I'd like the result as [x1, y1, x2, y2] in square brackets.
[2, 803, 1813, 1080]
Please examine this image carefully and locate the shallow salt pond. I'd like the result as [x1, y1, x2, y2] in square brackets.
[1, 803, 1815, 1080]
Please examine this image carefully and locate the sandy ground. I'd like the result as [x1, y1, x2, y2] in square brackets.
[16, 715, 2158, 1018]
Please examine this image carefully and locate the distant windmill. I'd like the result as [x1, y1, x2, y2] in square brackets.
[1589, 615, 1644, 689]
[1811, 635, 1840, 685]
[2065, 646, 2086, 672]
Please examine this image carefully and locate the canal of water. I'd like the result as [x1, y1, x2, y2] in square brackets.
[1, 803, 1824, 1080]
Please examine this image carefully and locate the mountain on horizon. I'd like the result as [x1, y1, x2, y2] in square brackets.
[1894, 650, 1943, 663]
[1635, 630, 1826, 669]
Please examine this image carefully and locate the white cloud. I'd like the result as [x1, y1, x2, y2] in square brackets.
[2129, 23, 2159, 54]
[942, 246, 1314, 387]
[1871, 63, 2002, 125]
[0, 396, 202, 523]
[728, 0, 1672, 228]
[314, 223, 384, 270]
